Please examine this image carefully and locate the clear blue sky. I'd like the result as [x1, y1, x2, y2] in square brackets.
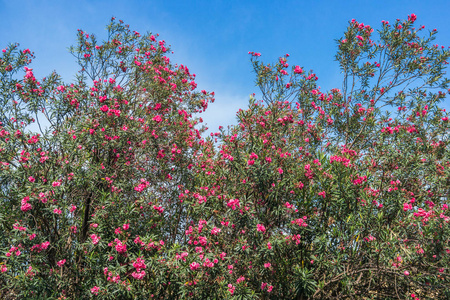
[1, 0, 449, 133]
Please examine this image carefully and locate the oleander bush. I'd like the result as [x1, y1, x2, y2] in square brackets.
[1, 15, 449, 299]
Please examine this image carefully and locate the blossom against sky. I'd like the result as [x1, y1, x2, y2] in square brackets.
[1, 0, 449, 133]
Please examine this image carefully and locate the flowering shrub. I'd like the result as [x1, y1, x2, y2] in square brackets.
[0, 18, 213, 299]
[1, 14, 450, 299]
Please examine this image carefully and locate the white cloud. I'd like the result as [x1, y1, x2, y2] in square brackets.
[198, 93, 249, 136]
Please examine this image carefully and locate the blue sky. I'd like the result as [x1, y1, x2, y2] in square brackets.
[1, 0, 449, 134]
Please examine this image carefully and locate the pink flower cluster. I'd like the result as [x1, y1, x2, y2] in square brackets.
[261, 282, 273, 292]
[90, 286, 99, 295]
[256, 224, 266, 232]
[134, 178, 150, 192]
[176, 252, 188, 261]
[227, 199, 240, 210]
[90, 234, 101, 245]
[190, 262, 200, 271]
[20, 196, 32, 212]
[30, 241, 50, 253]
[291, 216, 308, 227]
[57, 259, 66, 267]
[228, 283, 235, 294]
[131, 257, 147, 280]
[109, 239, 127, 254]
[6, 246, 21, 257]
[13, 223, 27, 231]
[211, 227, 221, 235]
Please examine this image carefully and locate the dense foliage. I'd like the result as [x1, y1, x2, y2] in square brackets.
[1, 15, 449, 299]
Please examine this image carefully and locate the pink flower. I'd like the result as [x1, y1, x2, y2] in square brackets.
[41, 241, 50, 250]
[52, 181, 61, 187]
[294, 66, 303, 74]
[100, 105, 109, 112]
[256, 224, 266, 232]
[131, 270, 146, 279]
[90, 234, 100, 245]
[291, 217, 308, 227]
[267, 242, 272, 249]
[153, 115, 162, 123]
[228, 284, 235, 294]
[250, 152, 258, 159]
[248, 51, 261, 57]
[28, 176, 35, 182]
[267, 285, 273, 292]
[178, 252, 189, 261]
[122, 223, 130, 230]
[190, 262, 200, 271]
[133, 257, 147, 272]
[404, 271, 410, 276]
[227, 199, 240, 210]
[21, 202, 32, 212]
[90, 286, 99, 295]
[236, 276, 245, 284]
[1, 265, 7, 273]
[211, 227, 221, 235]
[53, 208, 62, 215]
[57, 259, 66, 267]
[278, 168, 283, 174]
[403, 203, 412, 211]
[115, 239, 127, 254]
[264, 262, 271, 268]
[364, 234, 376, 242]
